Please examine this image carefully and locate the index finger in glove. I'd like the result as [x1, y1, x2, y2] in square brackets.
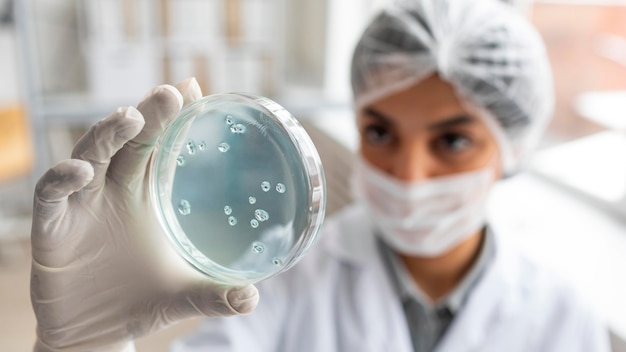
[71, 107, 144, 194]
[176, 77, 203, 106]
[169, 78, 203, 165]
[163, 78, 203, 185]
[108, 85, 183, 187]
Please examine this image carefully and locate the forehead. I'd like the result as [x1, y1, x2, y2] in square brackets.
[360, 75, 474, 127]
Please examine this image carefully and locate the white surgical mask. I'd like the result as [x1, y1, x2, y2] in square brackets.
[353, 156, 495, 257]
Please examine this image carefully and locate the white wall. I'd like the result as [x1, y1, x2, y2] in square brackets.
[323, 0, 377, 105]
[0, 28, 20, 106]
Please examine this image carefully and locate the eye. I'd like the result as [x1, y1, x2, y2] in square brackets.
[363, 125, 393, 146]
[433, 133, 473, 154]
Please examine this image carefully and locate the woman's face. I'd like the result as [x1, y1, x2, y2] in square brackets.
[357, 75, 502, 181]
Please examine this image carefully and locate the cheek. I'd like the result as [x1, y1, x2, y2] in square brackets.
[358, 144, 392, 172]
[488, 150, 503, 180]
[480, 139, 502, 175]
[456, 139, 502, 179]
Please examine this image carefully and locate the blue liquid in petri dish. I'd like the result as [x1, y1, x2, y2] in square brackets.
[151, 94, 325, 285]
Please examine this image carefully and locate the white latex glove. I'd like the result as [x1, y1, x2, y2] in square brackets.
[30, 78, 259, 352]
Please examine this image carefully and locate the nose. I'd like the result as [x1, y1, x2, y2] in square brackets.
[391, 141, 432, 182]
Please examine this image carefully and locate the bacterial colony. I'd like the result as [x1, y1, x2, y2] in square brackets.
[174, 114, 287, 266]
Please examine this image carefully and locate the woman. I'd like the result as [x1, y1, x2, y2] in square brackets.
[170, 1, 608, 351]
[30, 0, 609, 351]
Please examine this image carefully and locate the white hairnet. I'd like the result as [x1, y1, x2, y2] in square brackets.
[351, 0, 554, 174]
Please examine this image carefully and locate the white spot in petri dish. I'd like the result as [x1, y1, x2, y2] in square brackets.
[254, 209, 269, 222]
[261, 181, 271, 192]
[250, 219, 259, 228]
[186, 139, 197, 155]
[224, 205, 232, 215]
[228, 216, 238, 226]
[252, 242, 265, 254]
[272, 257, 283, 266]
[248, 196, 256, 204]
[178, 200, 191, 216]
[198, 141, 207, 151]
[217, 142, 230, 153]
[225, 115, 234, 125]
[276, 183, 286, 193]
[176, 155, 185, 166]
[230, 123, 246, 134]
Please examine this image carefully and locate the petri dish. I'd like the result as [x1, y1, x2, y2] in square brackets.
[150, 93, 326, 285]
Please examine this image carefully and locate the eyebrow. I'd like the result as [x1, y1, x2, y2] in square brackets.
[428, 115, 476, 130]
[363, 108, 393, 125]
[363, 108, 476, 130]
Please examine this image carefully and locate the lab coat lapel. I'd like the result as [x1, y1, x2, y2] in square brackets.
[354, 247, 414, 352]
[325, 205, 414, 352]
[434, 231, 523, 352]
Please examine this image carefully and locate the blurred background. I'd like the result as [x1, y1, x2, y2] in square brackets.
[1, 0, 626, 350]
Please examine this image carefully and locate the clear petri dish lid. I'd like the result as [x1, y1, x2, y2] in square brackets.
[150, 93, 326, 285]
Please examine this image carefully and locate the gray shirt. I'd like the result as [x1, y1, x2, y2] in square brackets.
[377, 228, 495, 352]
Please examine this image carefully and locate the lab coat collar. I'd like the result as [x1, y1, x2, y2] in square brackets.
[324, 205, 525, 351]
[380, 228, 496, 315]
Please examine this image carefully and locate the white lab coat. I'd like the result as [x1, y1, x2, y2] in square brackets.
[171, 204, 610, 352]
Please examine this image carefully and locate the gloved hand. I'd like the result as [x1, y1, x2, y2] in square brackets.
[30, 78, 259, 352]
